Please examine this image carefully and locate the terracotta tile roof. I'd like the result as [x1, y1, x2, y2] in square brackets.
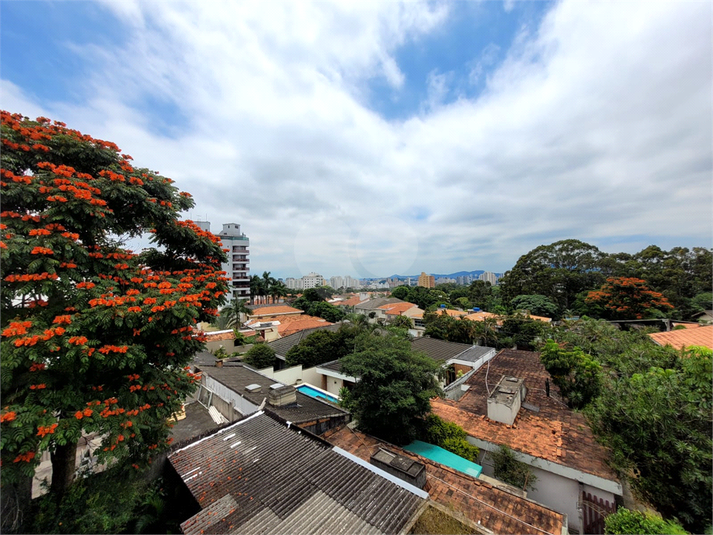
[432, 349, 619, 483]
[171, 413, 425, 535]
[277, 315, 334, 337]
[463, 311, 503, 322]
[334, 295, 367, 307]
[324, 425, 566, 535]
[377, 302, 418, 315]
[648, 325, 713, 350]
[204, 330, 235, 342]
[355, 297, 405, 310]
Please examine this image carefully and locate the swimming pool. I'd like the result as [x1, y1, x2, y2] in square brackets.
[404, 440, 483, 478]
[296, 384, 339, 403]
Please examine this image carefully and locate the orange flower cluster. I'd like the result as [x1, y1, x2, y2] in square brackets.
[29, 228, 51, 236]
[52, 315, 72, 325]
[30, 246, 54, 255]
[29, 384, 46, 390]
[13, 451, 36, 463]
[2, 321, 32, 337]
[97, 345, 128, 354]
[4, 273, 58, 282]
[59, 262, 78, 268]
[75, 407, 93, 420]
[29, 363, 46, 372]
[127, 373, 141, 381]
[77, 281, 95, 289]
[68, 336, 88, 345]
[37, 423, 58, 437]
[1, 411, 17, 423]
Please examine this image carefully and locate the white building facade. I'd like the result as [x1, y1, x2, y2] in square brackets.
[196, 221, 250, 301]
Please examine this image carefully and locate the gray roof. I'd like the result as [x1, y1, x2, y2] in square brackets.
[411, 337, 495, 364]
[317, 338, 495, 375]
[169, 401, 223, 445]
[268, 323, 342, 358]
[171, 413, 425, 535]
[354, 297, 405, 311]
[198, 364, 349, 424]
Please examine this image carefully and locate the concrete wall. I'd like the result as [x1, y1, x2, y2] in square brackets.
[206, 339, 235, 354]
[324, 376, 344, 396]
[301, 366, 322, 388]
[257, 365, 304, 386]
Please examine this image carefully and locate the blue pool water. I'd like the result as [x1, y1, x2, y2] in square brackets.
[296, 384, 339, 403]
[404, 440, 483, 478]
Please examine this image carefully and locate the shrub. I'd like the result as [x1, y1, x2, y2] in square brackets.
[604, 507, 687, 535]
[422, 414, 479, 462]
[490, 445, 537, 491]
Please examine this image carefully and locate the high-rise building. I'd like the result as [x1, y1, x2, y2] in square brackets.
[302, 272, 325, 289]
[479, 271, 498, 285]
[197, 221, 250, 301]
[418, 272, 435, 288]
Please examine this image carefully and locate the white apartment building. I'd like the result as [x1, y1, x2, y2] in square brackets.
[479, 271, 499, 285]
[302, 272, 325, 289]
[196, 221, 250, 301]
[328, 275, 362, 290]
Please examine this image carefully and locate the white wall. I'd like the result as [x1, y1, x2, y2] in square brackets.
[301, 366, 322, 388]
[325, 376, 344, 396]
[261, 365, 303, 385]
[203, 375, 260, 416]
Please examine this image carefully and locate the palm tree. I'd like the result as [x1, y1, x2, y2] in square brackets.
[270, 281, 287, 304]
[249, 275, 263, 305]
[221, 298, 251, 328]
[261, 271, 276, 303]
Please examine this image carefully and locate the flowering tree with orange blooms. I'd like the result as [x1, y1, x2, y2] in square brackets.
[0, 111, 229, 497]
[585, 277, 674, 320]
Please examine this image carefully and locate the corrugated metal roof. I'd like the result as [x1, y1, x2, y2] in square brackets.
[171, 413, 425, 534]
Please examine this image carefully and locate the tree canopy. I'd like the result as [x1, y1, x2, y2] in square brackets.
[0, 111, 228, 495]
[585, 277, 673, 319]
[243, 344, 276, 370]
[340, 331, 442, 445]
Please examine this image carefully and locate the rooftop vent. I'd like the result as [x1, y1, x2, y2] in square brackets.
[487, 375, 526, 425]
[370, 448, 426, 489]
[245, 384, 262, 394]
[268, 384, 296, 407]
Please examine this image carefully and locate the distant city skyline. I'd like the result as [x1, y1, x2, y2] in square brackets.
[2, 1, 710, 277]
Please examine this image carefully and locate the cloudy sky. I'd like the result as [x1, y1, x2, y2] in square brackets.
[2, 0, 711, 279]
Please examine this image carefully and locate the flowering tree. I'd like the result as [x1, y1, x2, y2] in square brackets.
[0, 111, 229, 496]
[585, 277, 673, 319]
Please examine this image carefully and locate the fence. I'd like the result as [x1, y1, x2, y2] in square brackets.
[580, 490, 616, 534]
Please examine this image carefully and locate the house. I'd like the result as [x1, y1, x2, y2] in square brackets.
[325, 424, 568, 535]
[267, 323, 342, 368]
[648, 324, 713, 350]
[692, 309, 713, 325]
[246, 304, 304, 320]
[431, 349, 622, 534]
[243, 305, 334, 342]
[354, 297, 406, 320]
[315, 338, 496, 398]
[195, 359, 350, 435]
[169, 412, 428, 535]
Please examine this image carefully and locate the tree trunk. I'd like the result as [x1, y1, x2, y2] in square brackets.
[50, 441, 78, 495]
[1, 474, 32, 533]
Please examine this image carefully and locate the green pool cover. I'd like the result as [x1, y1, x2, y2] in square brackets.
[404, 440, 483, 478]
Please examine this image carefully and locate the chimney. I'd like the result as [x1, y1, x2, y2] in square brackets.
[215, 359, 223, 368]
[268, 383, 296, 407]
[487, 376, 525, 425]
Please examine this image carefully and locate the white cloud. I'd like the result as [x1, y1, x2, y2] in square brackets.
[4, 0, 711, 278]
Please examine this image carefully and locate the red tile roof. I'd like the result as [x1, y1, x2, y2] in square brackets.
[324, 425, 566, 535]
[431, 349, 619, 482]
[463, 311, 502, 322]
[276, 315, 333, 337]
[648, 325, 713, 350]
[377, 302, 417, 315]
[204, 331, 235, 342]
[334, 295, 367, 307]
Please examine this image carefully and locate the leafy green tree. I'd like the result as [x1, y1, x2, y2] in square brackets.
[467, 280, 496, 310]
[499, 240, 607, 311]
[390, 286, 410, 300]
[0, 112, 228, 496]
[389, 315, 413, 329]
[340, 332, 442, 444]
[691, 292, 712, 313]
[499, 314, 548, 351]
[510, 294, 559, 318]
[285, 329, 356, 368]
[307, 301, 346, 323]
[586, 347, 712, 532]
[586, 277, 673, 320]
[540, 340, 602, 408]
[490, 445, 538, 492]
[243, 344, 276, 370]
[604, 508, 687, 535]
[220, 298, 250, 328]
